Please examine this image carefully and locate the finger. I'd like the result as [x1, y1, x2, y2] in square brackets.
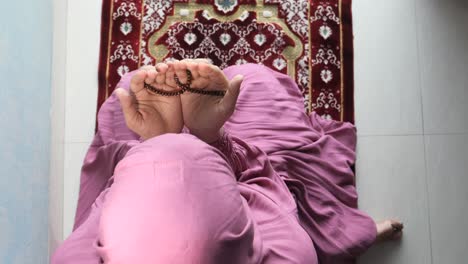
[130, 70, 147, 94]
[141, 65, 154, 84]
[173, 60, 189, 84]
[197, 63, 216, 78]
[155, 63, 168, 86]
[165, 62, 177, 88]
[186, 60, 199, 80]
[220, 74, 243, 116]
[194, 58, 212, 64]
[181, 58, 195, 64]
[140, 65, 155, 71]
[188, 63, 214, 89]
[146, 68, 157, 85]
[155, 62, 168, 73]
[115, 88, 140, 126]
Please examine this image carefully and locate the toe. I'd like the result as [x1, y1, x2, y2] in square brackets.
[392, 230, 403, 240]
[391, 220, 404, 231]
[376, 219, 404, 242]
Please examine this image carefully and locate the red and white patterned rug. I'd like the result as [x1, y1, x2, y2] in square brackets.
[98, 0, 354, 123]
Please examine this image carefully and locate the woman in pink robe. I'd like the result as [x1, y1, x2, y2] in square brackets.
[51, 61, 402, 264]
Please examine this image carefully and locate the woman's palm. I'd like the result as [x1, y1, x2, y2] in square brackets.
[170, 60, 243, 143]
[116, 66, 183, 140]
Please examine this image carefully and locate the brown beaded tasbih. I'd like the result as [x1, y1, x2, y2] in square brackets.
[144, 70, 226, 97]
[144, 83, 184, 96]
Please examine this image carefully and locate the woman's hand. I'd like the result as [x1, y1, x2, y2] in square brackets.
[115, 65, 184, 140]
[170, 60, 244, 143]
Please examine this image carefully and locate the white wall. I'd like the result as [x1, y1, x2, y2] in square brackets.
[49, 0, 67, 256]
[49, 0, 101, 253]
[0, 0, 52, 262]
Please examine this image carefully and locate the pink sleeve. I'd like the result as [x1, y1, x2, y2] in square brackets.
[73, 139, 138, 230]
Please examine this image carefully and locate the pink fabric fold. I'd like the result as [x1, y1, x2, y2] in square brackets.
[52, 64, 375, 264]
[222, 65, 376, 263]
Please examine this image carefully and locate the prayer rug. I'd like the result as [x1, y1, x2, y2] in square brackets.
[98, 0, 354, 122]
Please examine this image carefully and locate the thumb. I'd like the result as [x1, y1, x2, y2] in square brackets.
[221, 75, 243, 116]
[115, 88, 140, 125]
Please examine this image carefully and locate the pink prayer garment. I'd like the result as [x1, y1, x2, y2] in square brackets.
[51, 64, 376, 264]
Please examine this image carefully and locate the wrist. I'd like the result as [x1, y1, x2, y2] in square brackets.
[140, 133, 160, 141]
[191, 128, 224, 144]
[140, 129, 166, 141]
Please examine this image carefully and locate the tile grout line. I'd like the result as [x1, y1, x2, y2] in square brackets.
[357, 132, 468, 138]
[59, 0, 70, 246]
[357, 134, 423, 137]
[413, 0, 434, 262]
[423, 132, 468, 136]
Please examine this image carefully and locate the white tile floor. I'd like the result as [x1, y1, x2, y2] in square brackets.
[58, 0, 468, 263]
[354, 0, 468, 263]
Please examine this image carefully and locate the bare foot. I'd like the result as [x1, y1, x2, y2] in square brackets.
[376, 219, 404, 242]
